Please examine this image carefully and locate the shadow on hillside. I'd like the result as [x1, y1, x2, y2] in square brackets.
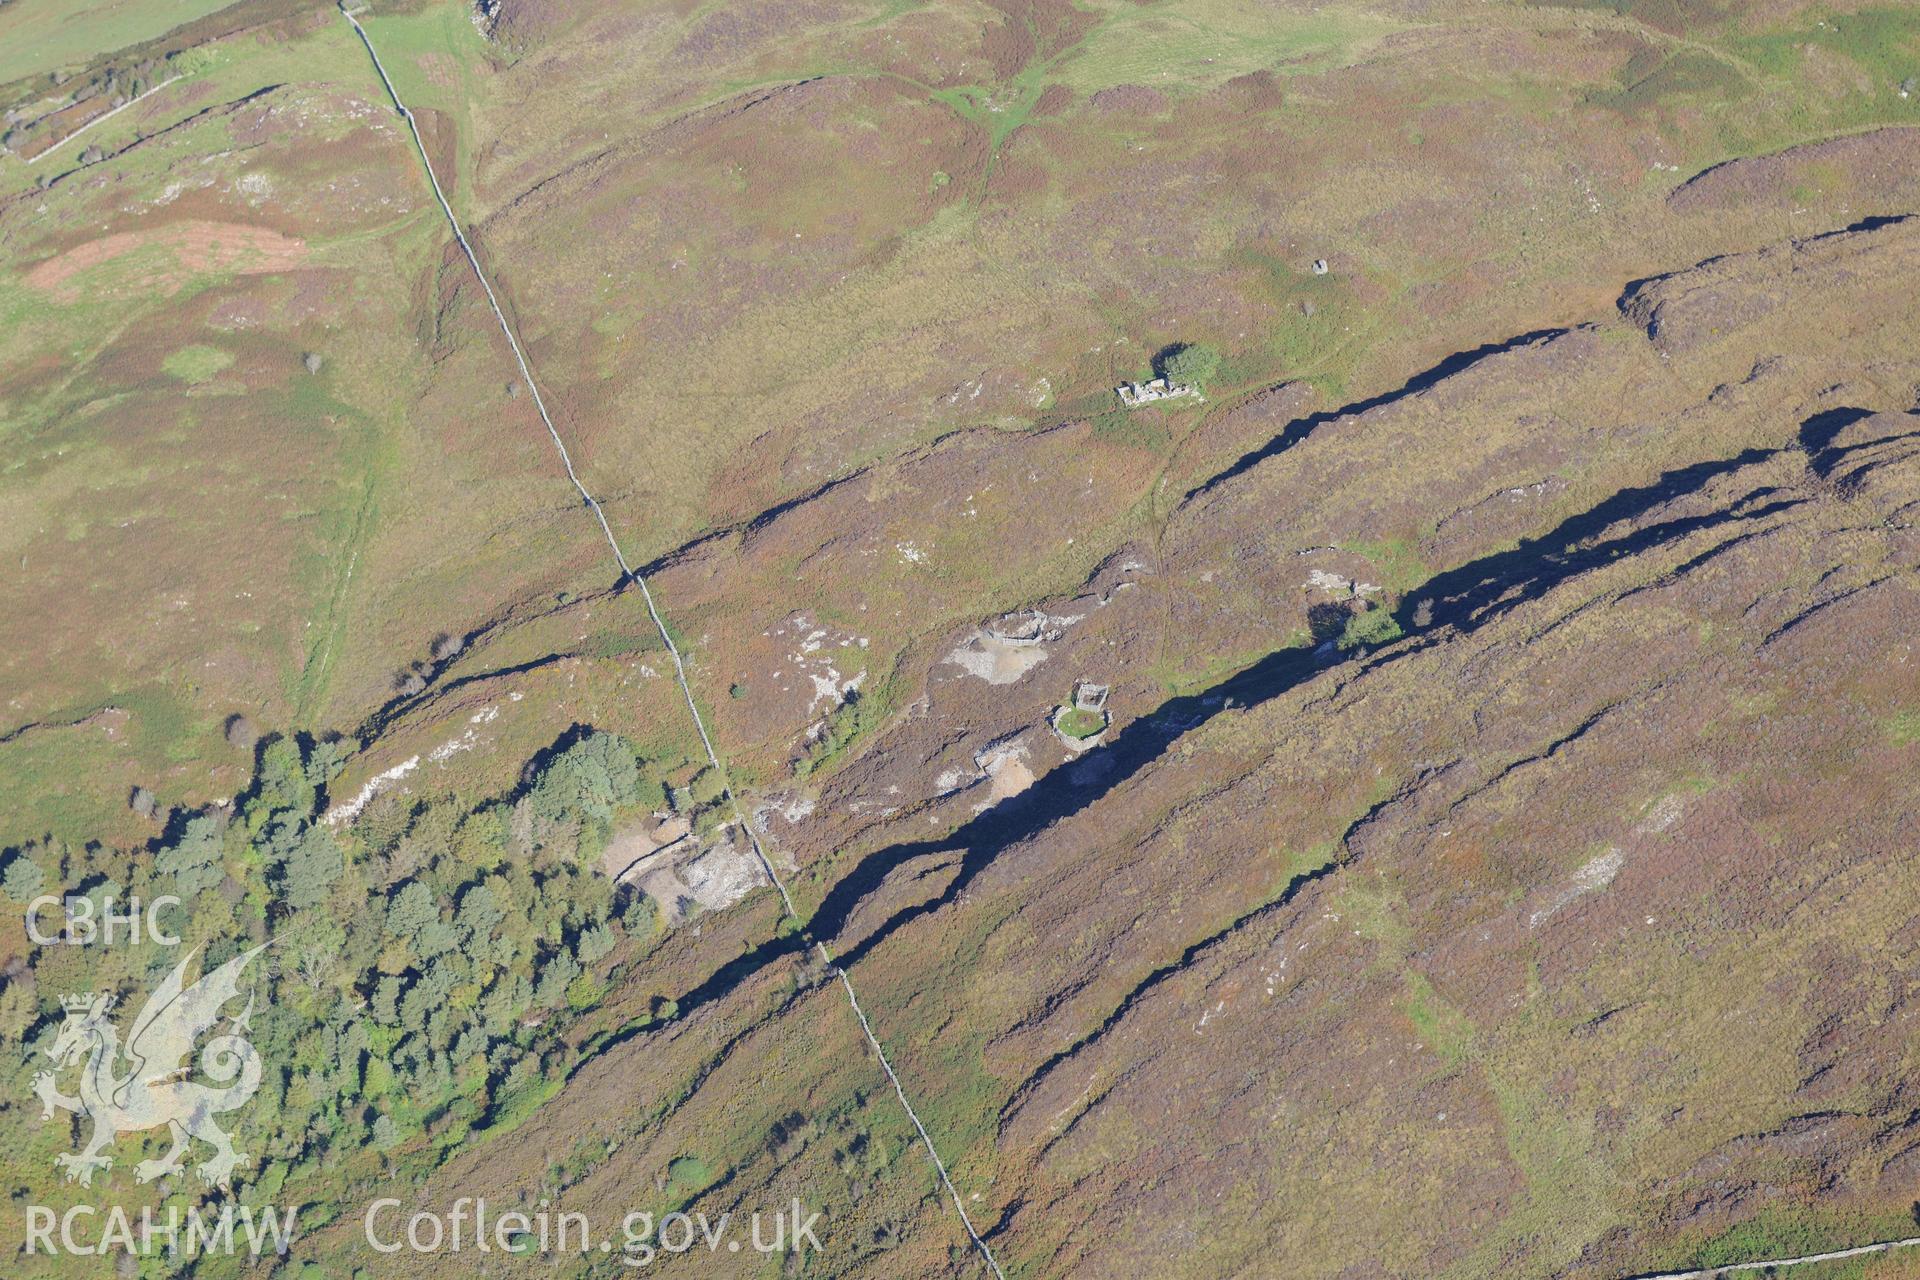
[1188, 327, 1571, 500]
[1405, 448, 1792, 638]
[1799, 406, 1877, 479]
[667, 441, 1810, 1021]
[814, 452, 1800, 969]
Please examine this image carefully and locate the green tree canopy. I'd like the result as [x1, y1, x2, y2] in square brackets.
[526, 730, 652, 829]
[1, 852, 45, 901]
[385, 880, 439, 941]
[1159, 342, 1221, 389]
[155, 814, 227, 898]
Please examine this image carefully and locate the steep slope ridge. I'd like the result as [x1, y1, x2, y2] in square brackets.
[921, 222, 1920, 1278]
[291, 215, 1920, 1279]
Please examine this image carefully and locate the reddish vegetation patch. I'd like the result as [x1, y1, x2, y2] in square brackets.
[1032, 83, 1073, 117]
[1359, 194, 1484, 260]
[484, 0, 580, 48]
[1218, 69, 1284, 112]
[847, 7, 996, 87]
[988, 155, 1050, 201]
[415, 52, 460, 91]
[1090, 83, 1168, 115]
[979, 9, 1036, 79]
[672, 2, 843, 66]
[23, 220, 307, 301]
[411, 107, 459, 199]
[1669, 126, 1920, 214]
[1524, 0, 1719, 38]
[982, 0, 1099, 74]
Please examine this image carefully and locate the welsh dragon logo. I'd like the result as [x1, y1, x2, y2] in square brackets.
[32, 944, 265, 1188]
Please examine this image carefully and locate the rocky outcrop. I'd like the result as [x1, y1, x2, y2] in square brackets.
[328, 216, 1920, 1280]
[1669, 127, 1920, 216]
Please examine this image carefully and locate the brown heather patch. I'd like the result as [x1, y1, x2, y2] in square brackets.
[1088, 81, 1168, 114]
[1031, 81, 1073, 116]
[22, 219, 308, 302]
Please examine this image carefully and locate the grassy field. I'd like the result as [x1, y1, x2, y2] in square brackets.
[1054, 0, 1405, 95]
[0, 0, 245, 83]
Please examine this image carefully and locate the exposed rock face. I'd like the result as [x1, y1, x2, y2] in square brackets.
[1619, 216, 1920, 356]
[599, 814, 691, 882]
[627, 822, 769, 923]
[944, 623, 1052, 685]
[1668, 127, 1920, 216]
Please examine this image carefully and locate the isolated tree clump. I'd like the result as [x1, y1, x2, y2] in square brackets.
[1159, 342, 1221, 389]
[225, 713, 258, 750]
[1305, 600, 1353, 645]
[1338, 603, 1405, 651]
[371, 1114, 402, 1152]
[302, 351, 324, 375]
